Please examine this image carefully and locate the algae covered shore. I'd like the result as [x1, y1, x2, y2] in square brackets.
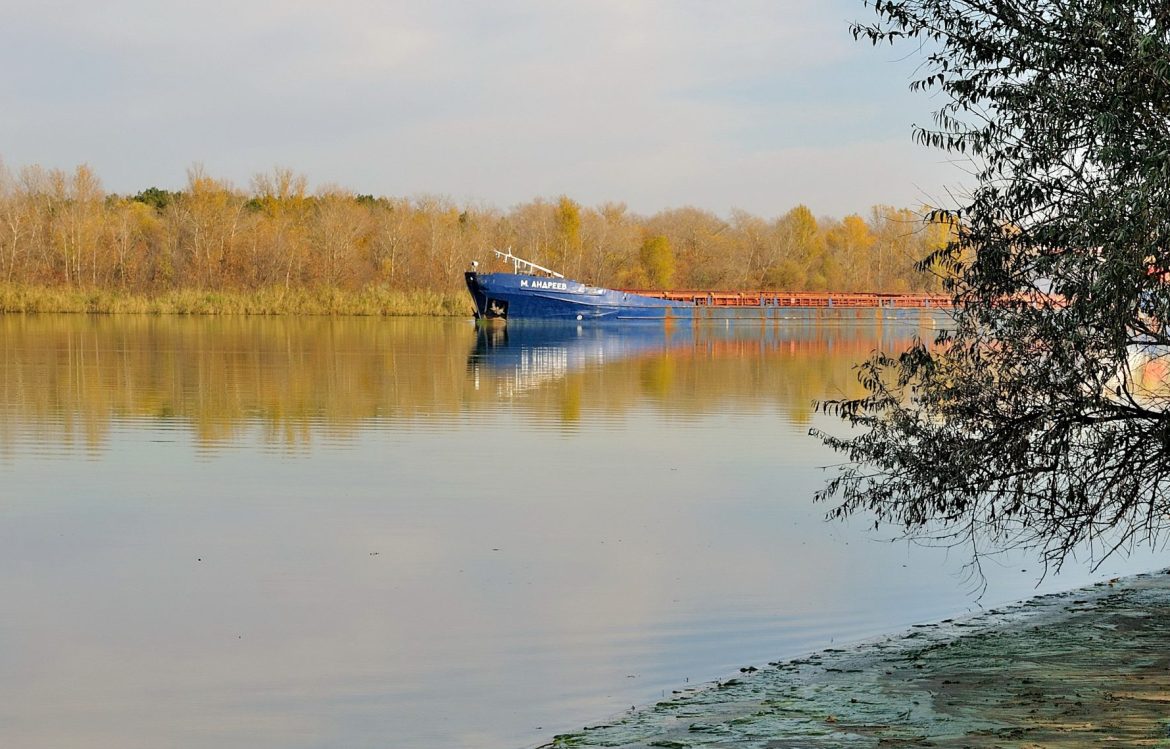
[548, 571, 1170, 748]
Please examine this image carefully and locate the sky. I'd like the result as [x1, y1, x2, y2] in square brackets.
[0, 0, 958, 218]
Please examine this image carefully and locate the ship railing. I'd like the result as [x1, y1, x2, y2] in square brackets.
[492, 249, 564, 279]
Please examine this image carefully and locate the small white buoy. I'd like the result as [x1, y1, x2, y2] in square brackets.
[576, 314, 583, 320]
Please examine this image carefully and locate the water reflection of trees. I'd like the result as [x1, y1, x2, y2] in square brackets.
[1, 314, 943, 451]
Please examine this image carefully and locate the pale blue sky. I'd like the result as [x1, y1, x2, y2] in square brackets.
[0, 0, 956, 217]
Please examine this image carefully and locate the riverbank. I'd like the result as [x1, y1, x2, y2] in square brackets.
[0, 284, 471, 316]
[548, 570, 1170, 748]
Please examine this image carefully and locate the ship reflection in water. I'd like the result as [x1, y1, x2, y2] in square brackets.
[465, 317, 940, 422]
[468, 324, 693, 398]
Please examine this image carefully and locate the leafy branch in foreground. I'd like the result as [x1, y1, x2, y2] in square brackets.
[815, 0, 1170, 572]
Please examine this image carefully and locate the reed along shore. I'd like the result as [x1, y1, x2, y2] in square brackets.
[0, 284, 470, 316]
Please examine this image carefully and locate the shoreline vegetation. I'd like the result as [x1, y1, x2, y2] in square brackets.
[549, 571, 1170, 748]
[0, 284, 470, 316]
[0, 162, 956, 316]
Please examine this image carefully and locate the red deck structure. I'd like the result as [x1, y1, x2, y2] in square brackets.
[617, 289, 953, 309]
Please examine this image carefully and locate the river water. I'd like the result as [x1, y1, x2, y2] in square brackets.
[0, 313, 1163, 748]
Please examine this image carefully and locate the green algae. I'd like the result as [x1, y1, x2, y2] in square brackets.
[547, 571, 1170, 749]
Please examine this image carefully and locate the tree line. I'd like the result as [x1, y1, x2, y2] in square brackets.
[0, 161, 952, 296]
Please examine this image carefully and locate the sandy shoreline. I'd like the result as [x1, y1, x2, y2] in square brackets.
[545, 570, 1170, 748]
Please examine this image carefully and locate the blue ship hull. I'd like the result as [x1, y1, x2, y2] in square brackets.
[465, 271, 692, 321]
[464, 270, 953, 324]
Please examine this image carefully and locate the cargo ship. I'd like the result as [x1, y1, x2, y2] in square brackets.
[464, 250, 950, 323]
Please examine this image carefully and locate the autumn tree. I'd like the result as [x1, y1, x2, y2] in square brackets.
[553, 195, 583, 277]
[0, 161, 35, 283]
[312, 189, 371, 288]
[172, 166, 243, 288]
[250, 167, 310, 288]
[410, 195, 466, 289]
[580, 201, 639, 285]
[104, 197, 161, 289]
[639, 234, 675, 289]
[824, 214, 876, 291]
[762, 205, 825, 289]
[45, 165, 104, 286]
[647, 207, 734, 289]
[368, 196, 412, 286]
[732, 209, 779, 288]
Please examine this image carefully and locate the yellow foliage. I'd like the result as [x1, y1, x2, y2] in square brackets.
[639, 234, 675, 289]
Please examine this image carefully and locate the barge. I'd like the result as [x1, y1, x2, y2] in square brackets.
[464, 250, 950, 323]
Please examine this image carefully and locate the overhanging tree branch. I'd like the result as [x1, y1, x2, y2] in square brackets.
[818, 3, 1170, 569]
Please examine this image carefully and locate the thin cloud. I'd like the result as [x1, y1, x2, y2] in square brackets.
[0, 0, 952, 216]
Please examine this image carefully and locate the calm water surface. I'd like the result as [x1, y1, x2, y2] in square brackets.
[0, 314, 1164, 748]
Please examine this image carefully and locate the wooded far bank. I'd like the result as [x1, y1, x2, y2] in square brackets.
[0, 161, 954, 315]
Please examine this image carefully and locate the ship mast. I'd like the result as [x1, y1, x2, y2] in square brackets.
[492, 249, 564, 278]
